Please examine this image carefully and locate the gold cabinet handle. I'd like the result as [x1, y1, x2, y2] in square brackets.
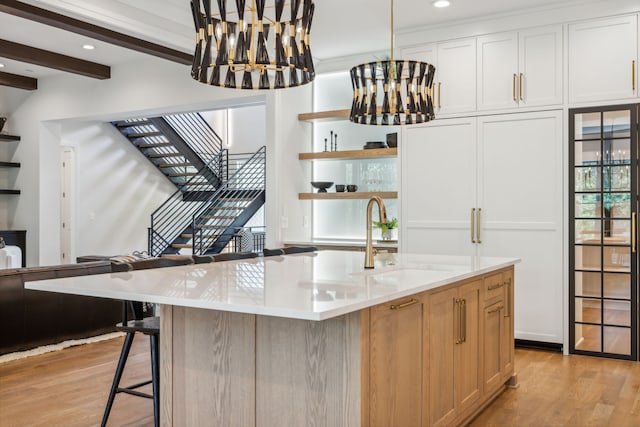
[438, 82, 442, 109]
[633, 60, 636, 91]
[471, 208, 476, 243]
[477, 208, 482, 244]
[461, 299, 467, 343]
[488, 305, 504, 314]
[505, 278, 511, 318]
[390, 298, 418, 310]
[488, 282, 504, 291]
[455, 298, 462, 344]
[519, 73, 524, 101]
[632, 212, 637, 253]
[512, 73, 517, 102]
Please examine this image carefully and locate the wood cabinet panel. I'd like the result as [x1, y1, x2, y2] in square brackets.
[368, 294, 427, 426]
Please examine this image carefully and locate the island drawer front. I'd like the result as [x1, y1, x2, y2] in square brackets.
[484, 270, 506, 302]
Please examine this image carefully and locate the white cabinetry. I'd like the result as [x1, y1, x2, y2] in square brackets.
[402, 111, 563, 343]
[568, 14, 638, 103]
[404, 38, 476, 115]
[477, 25, 562, 110]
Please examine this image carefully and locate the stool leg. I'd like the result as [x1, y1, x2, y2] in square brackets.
[101, 332, 135, 427]
[150, 334, 160, 427]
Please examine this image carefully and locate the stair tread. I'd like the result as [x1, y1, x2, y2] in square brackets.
[114, 120, 152, 128]
[201, 215, 237, 220]
[127, 131, 162, 138]
[147, 153, 185, 158]
[157, 162, 192, 168]
[138, 142, 172, 148]
[168, 172, 199, 177]
[181, 234, 221, 239]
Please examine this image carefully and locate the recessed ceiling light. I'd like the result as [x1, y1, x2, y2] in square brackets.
[82, 44, 95, 50]
[432, 0, 451, 7]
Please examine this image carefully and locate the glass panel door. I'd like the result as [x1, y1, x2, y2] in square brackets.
[569, 105, 637, 360]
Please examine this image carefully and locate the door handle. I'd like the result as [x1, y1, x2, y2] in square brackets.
[477, 208, 482, 244]
[461, 298, 467, 343]
[519, 73, 524, 101]
[471, 208, 476, 243]
[438, 82, 442, 109]
[390, 298, 418, 310]
[633, 60, 636, 92]
[512, 73, 517, 102]
[632, 212, 637, 253]
[505, 278, 511, 318]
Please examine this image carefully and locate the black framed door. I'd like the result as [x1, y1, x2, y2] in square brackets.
[569, 104, 638, 360]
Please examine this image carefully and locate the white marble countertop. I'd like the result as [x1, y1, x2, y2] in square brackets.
[25, 251, 519, 321]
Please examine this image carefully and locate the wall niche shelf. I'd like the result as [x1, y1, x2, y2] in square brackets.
[0, 133, 21, 194]
[299, 191, 397, 200]
[0, 134, 20, 142]
[298, 109, 350, 122]
[299, 147, 397, 161]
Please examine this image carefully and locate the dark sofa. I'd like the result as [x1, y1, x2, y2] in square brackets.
[0, 261, 122, 355]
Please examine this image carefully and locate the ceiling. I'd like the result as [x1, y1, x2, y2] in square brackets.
[0, 0, 586, 88]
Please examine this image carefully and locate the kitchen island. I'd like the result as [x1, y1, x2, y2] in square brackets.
[26, 251, 519, 426]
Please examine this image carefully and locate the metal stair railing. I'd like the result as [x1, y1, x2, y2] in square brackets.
[191, 147, 266, 255]
[148, 149, 228, 256]
[163, 113, 223, 165]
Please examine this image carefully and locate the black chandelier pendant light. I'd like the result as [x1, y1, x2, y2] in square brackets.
[190, 0, 315, 90]
[349, 0, 436, 125]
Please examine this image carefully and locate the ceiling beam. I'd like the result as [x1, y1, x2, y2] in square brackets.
[0, 0, 193, 66]
[0, 70, 37, 90]
[0, 39, 110, 79]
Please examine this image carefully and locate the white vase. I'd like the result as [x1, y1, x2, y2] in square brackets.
[381, 229, 397, 241]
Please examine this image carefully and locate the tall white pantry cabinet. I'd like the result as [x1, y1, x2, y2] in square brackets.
[401, 112, 564, 343]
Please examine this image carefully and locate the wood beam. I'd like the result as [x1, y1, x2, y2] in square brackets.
[0, 39, 110, 79]
[0, 0, 193, 65]
[0, 70, 37, 90]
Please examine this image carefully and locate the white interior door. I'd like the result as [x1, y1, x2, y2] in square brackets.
[402, 117, 477, 255]
[60, 147, 75, 264]
[477, 110, 564, 343]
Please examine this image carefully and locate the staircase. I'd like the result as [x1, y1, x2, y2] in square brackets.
[112, 112, 266, 256]
[112, 113, 223, 188]
[149, 147, 266, 256]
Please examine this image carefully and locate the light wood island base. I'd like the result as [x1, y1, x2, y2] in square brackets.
[160, 266, 516, 427]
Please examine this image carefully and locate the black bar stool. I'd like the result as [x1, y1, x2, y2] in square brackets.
[101, 257, 193, 427]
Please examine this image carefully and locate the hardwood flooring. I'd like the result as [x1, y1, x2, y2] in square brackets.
[0, 335, 154, 427]
[2, 338, 640, 426]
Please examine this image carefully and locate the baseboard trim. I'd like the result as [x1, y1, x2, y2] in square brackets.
[515, 339, 563, 353]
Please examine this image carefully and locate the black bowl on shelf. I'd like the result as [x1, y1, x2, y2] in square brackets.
[363, 141, 387, 150]
[311, 181, 334, 193]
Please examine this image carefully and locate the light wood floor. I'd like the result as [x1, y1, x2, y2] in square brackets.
[2, 338, 640, 426]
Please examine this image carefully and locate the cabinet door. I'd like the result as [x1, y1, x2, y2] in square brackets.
[402, 118, 477, 256]
[519, 25, 563, 107]
[569, 15, 638, 103]
[477, 111, 563, 343]
[368, 294, 427, 427]
[428, 287, 457, 427]
[455, 280, 482, 414]
[477, 32, 518, 111]
[428, 280, 481, 426]
[437, 38, 477, 114]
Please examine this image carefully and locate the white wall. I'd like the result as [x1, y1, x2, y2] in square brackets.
[61, 121, 177, 258]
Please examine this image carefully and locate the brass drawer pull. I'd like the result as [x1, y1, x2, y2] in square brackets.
[519, 73, 524, 101]
[487, 282, 504, 291]
[512, 73, 517, 101]
[505, 278, 511, 318]
[471, 208, 476, 243]
[461, 298, 467, 343]
[390, 298, 418, 310]
[488, 305, 504, 314]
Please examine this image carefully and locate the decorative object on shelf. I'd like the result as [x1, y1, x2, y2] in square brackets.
[333, 133, 338, 151]
[311, 181, 334, 193]
[0, 117, 5, 133]
[347, 184, 358, 192]
[335, 184, 345, 192]
[386, 132, 398, 148]
[190, 0, 315, 90]
[364, 141, 387, 150]
[330, 130, 334, 151]
[349, 0, 436, 125]
[324, 138, 328, 152]
[374, 217, 398, 241]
